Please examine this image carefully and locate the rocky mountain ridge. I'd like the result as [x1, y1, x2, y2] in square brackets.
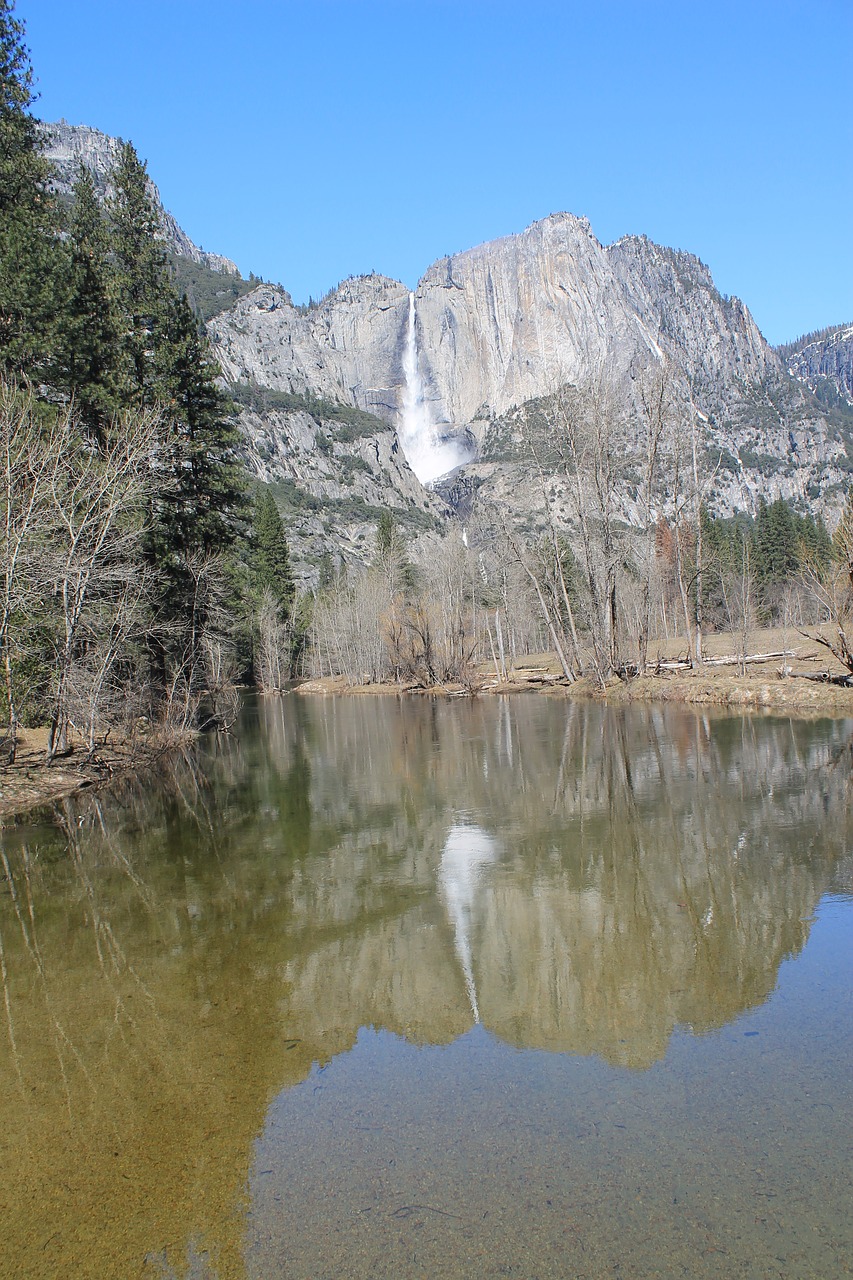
[208, 213, 852, 539]
[781, 324, 853, 408]
[39, 120, 239, 276]
[38, 120, 853, 575]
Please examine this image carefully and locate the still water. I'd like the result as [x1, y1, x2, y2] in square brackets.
[0, 696, 851, 1279]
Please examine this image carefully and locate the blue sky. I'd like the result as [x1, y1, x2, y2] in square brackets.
[21, 0, 853, 345]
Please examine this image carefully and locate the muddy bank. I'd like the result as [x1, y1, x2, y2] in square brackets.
[296, 665, 853, 717]
[0, 726, 179, 823]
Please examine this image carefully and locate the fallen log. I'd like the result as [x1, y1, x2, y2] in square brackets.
[655, 650, 798, 672]
[703, 649, 796, 667]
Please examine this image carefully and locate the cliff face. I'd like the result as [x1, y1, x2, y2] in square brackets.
[606, 234, 771, 396]
[208, 276, 411, 414]
[38, 114, 853, 544]
[207, 212, 782, 430]
[39, 121, 238, 275]
[783, 325, 853, 407]
[207, 213, 851, 523]
[412, 214, 777, 426]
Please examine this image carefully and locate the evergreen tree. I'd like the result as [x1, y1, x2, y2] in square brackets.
[753, 497, 799, 585]
[376, 510, 395, 558]
[832, 489, 853, 581]
[318, 550, 335, 591]
[794, 509, 832, 573]
[53, 167, 122, 438]
[0, 0, 64, 378]
[251, 488, 294, 615]
[107, 141, 166, 402]
[103, 143, 245, 564]
[152, 292, 246, 563]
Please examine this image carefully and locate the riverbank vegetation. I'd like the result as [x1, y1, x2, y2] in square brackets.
[0, 1, 305, 771]
[3, 0, 853, 820]
[306, 372, 852, 700]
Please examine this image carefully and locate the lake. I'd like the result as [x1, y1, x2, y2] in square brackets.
[1, 695, 851, 1279]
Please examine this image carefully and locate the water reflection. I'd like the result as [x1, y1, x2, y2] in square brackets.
[0, 697, 851, 1277]
[439, 823, 497, 1021]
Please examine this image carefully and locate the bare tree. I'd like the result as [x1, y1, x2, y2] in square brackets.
[0, 382, 64, 760]
[733, 531, 757, 675]
[255, 589, 290, 693]
[546, 373, 629, 683]
[45, 407, 160, 759]
[64, 564, 156, 754]
[667, 397, 712, 669]
[160, 551, 242, 734]
[800, 498, 853, 673]
[635, 367, 670, 673]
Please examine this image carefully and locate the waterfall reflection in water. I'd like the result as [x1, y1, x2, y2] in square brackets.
[439, 823, 497, 1022]
[0, 696, 850, 1279]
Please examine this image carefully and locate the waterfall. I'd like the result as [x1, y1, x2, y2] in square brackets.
[399, 293, 469, 485]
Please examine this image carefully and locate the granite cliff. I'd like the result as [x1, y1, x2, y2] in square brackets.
[39, 120, 853, 572]
[39, 120, 239, 275]
[781, 324, 853, 408]
[208, 214, 852, 538]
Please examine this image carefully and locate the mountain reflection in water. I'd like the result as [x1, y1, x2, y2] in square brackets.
[0, 696, 850, 1278]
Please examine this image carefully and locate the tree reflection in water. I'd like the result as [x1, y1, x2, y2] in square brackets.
[0, 697, 850, 1278]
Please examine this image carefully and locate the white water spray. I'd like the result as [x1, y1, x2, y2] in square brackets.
[399, 293, 470, 485]
[439, 823, 496, 1023]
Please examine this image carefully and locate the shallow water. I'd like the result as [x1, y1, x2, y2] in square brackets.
[0, 697, 851, 1278]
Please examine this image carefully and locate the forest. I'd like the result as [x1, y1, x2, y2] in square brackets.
[0, 1, 294, 762]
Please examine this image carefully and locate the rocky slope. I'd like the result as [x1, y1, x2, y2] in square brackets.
[38, 119, 853, 565]
[208, 213, 853, 534]
[781, 324, 853, 408]
[39, 120, 238, 275]
[229, 380, 448, 577]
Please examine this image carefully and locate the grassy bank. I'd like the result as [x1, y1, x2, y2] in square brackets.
[297, 627, 853, 716]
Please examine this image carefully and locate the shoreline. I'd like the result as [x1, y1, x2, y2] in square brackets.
[294, 667, 853, 716]
[4, 659, 852, 822]
[0, 727, 184, 825]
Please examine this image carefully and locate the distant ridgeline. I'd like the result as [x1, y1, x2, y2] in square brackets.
[39, 121, 853, 572]
[778, 322, 853, 413]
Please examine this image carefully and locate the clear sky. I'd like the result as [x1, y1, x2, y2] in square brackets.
[20, 0, 853, 346]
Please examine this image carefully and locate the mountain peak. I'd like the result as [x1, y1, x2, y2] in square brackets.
[38, 120, 239, 277]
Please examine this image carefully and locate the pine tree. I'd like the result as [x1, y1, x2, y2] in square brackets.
[0, 0, 64, 378]
[832, 489, 853, 583]
[374, 510, 414, 596]
[107, 141, 166, 402]
[251, 488, 294, 616]
[53, 167, 122, 438]
[318, 550, 335, 591]
[753, 497, 799, 585]
[151, 292, 246, 562]
[103, 143, 245, 562]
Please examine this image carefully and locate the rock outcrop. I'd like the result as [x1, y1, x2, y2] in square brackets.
[38, 116, 853, 556]
[782, 324, 853, 407]
[39, 120, 239, 275]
